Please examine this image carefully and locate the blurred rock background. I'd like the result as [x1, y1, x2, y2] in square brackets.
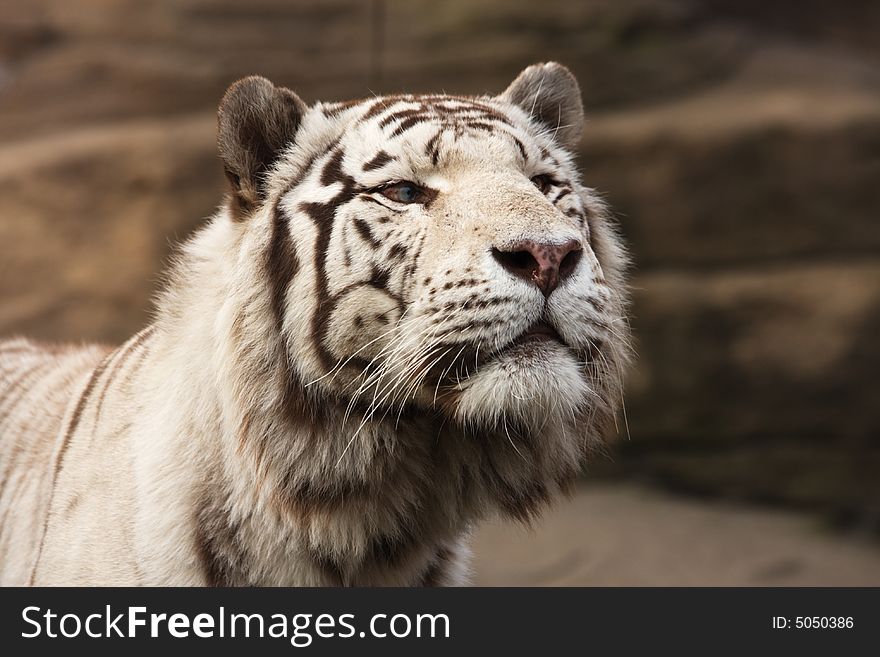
[1, 0, 878, 532]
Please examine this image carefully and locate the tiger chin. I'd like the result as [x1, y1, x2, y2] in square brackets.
[0, 62, 630, 586]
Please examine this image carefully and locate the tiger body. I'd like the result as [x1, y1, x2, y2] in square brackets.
[0, 63, 630, 586]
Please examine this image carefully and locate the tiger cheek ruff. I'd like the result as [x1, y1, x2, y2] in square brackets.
[0, 63, 631, 586]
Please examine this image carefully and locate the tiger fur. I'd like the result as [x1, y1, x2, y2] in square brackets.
[0, 63, 631, 586]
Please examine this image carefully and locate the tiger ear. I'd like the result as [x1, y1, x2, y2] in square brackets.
[217, 76, 307, 218]
[500, 62, 584, 151]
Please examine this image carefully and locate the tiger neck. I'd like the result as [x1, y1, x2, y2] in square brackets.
[197, 364, 470, 585]
[172, 350, 470, 582]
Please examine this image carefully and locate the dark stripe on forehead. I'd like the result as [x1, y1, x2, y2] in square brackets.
[403, 115, 513, 143]
[415, 105, 510, 126]
[389, 115, 431, 138]
[360, 95, 410, 122]
[464, 121, 497, 132]
[364, 95, 513, 132]
[319, 147, 351, 187]
[418, 94, 505, 113]
[321, 98, 367, 119]
[278, 135, 340, 198]
[431, 99, 512, 124]
[379, 106, 426, 129]
[425, 130, 443, 166]
[362, 150, 395, 171]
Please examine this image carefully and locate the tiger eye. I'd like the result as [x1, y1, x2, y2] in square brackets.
[381, 181, 425, 204]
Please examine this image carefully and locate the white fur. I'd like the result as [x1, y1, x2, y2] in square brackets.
[0, 63, 631, 586]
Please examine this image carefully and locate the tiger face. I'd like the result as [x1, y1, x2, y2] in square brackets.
[219, 63, 630, 443]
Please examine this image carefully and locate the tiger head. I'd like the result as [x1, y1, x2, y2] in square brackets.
[217, 62, 630, 450]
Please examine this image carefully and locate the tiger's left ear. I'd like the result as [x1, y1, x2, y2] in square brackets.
[500, 62, 584, 151]
[217, 75, 307, 218]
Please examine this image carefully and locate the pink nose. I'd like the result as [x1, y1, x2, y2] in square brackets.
[491, 239, 583, 297]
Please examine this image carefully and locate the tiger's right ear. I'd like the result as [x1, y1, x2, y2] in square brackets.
[217, 76, 307, 219]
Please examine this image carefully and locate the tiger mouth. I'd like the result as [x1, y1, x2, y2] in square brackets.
[419, 320, 596, 391]
[511, 321, 565, 346]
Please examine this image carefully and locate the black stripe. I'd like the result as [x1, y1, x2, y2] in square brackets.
[91, 327, 155, 433]
[554, 187, 572, 202]
[362, 150, 395, 171]
[353, 216, 381, 248]
[390, 115, 431, 138]
[301, 149, 359, 371]
[321, 98, 365, 119]
[0, 362, 40, 413]
[194, 498, 248, 587]
[0, 361, 55, 491]
[267, 140, 343, 333]
[512, 136, 527, 161]
[388, 243, 406, 260]
[360, 96, 408, 122]
[402, 229, 428, 291]
[27, 347, 118, 584]
[425, 130, 443, 166]
[379, 106, 426, 129]
[267, 204, 300, 333]
[0, 361, 51, 427]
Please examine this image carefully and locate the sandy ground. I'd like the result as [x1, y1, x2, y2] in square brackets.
[472, 483, 880, 586]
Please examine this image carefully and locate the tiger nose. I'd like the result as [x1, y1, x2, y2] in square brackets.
[491, 239, 583, 297]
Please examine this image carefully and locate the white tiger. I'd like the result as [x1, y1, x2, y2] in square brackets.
[0, 63, 630, 586]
